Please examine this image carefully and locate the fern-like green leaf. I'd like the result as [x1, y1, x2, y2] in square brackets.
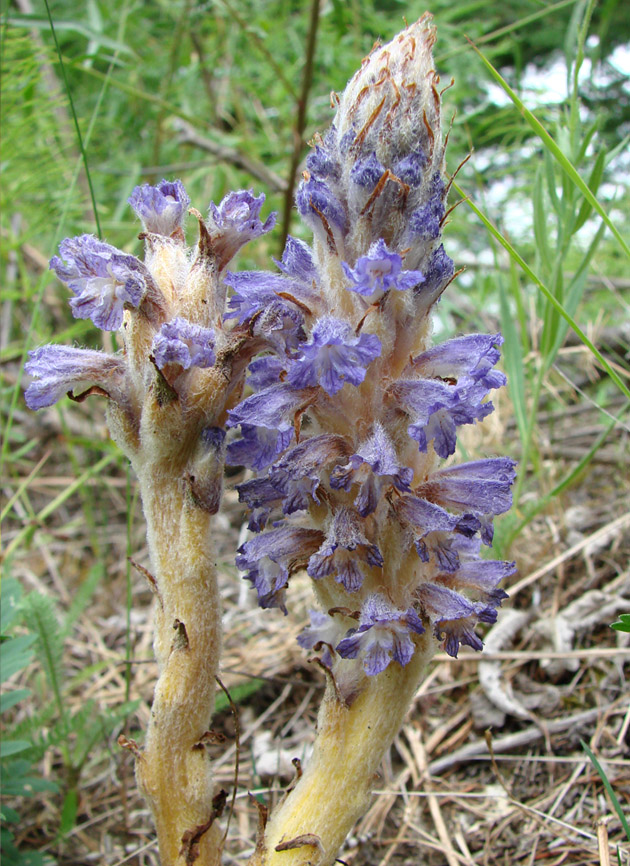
[20, 593, 64, 713]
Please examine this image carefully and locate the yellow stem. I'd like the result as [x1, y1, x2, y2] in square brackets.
[135, 463, 223, 866]
[249, 636, 435, 866]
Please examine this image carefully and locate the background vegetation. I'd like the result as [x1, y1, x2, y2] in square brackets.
[1, 0, 629, 863]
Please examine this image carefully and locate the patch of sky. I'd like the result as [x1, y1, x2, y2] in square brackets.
[484, 43, 630, 108]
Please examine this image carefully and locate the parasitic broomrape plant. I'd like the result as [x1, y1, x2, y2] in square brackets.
[25, 15, 515, 866]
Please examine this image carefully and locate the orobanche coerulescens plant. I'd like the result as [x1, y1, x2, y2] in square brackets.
[25, 16, 516, 866]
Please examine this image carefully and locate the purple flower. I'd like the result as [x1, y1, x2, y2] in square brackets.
[228, 382, 309, 431]
[392, 150, 426, 186]
[330, 423, 413, 516]
[411, 334, 506, 392]
[207, 190, 276, 267]
[416, 582, 496, 658]
[237, 475, 284, 531]
[226, 383, 314, 469]
[269, 434, 352, 515]
[128, 179, 190, 235]
[152, 318, 215, 371]
[435, 559, 514, 607]
[413, 522, 482, 570]
[342, 239, 424, 302]
[223, 271, 307, 351]
[50, 235, 147, 331]
[296, 177, 347, 240]
[287, 317, 381, 396]
[24, 344, 126, 409]
[236, 526, 323, 612]
[417, 459, 516, 518]
[250, 301, 306, 354]
[227, 423, 293, 472]
[235, 434, 352, 526]
[224, 271, 287, 325]
[350, 153, 385, 190]
[418, 244, 454, 302]
[336, 594, 425, 675]
[389, 369, 502, 459]
[307, 507, 383, 592]
[407, 187, 445, 242]
[297, 609, 348, 667]
[306, 139, 342, 181]
[247, 356, 286, 390]
[273, 235, 318, 283]
[388, 377, 459, 458]
[394, 494, 461, 538]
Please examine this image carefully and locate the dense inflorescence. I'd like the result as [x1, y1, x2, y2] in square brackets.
[24, 181, 277, 475]
[25, 15, 516, 704]
[227, 17, 516, 691]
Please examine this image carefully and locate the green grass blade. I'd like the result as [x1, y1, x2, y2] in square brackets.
[436, 0, 579, 62]
[498, 265, 527, 444]
[574, 148, 606, 231]
[7, 15, 135, 55]
[546, 221, 607, 365]
[453, 180, 630, 402]
[467, 40, 630, 260]
[3, 453, 116, 561]
[581, 740, 630, 841]
[504, 407, 627, 547]
[533, 165, 552, 270]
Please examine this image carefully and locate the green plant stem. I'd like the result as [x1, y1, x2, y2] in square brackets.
[43, 0, 101, 238]
[280, 0, 322, 250]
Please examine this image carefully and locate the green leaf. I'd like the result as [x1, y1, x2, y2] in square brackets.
[0, 740, 31, 758]
[58, 789, 79, 837]
[0, 634, 37, 682]
[610, 613, 630, 633]
[20, 593, 64, 716]
[1, 805, 20, 823]
[0, 760, 58, 796]
[0, 688, 32, 714]
[0, 579, 23, 633]
[61, 563, 103, 639]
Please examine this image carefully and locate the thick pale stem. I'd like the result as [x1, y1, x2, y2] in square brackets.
[249, 636, 435, 866]
[134, 463, 223, 866]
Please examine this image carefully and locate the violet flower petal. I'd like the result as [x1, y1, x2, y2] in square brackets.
[128, 179, 190, 235]
[24, 344, 126, 409]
